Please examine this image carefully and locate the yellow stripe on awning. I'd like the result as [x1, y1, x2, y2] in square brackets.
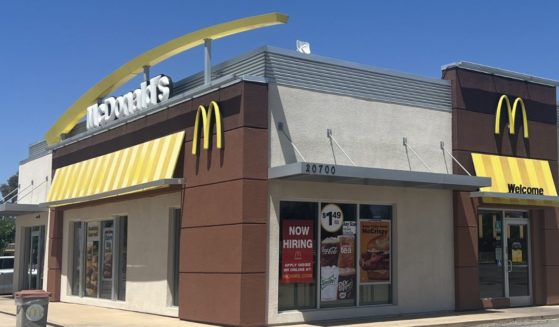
[471, 153, 558, 206]
[47, 131, 185, 205]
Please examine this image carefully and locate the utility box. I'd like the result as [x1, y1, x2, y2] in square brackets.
[15, 290, 50, 327]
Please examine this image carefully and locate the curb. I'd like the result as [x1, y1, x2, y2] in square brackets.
[424, 314, 559, 327]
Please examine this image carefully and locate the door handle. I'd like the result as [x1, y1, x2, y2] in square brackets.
[508, 260, 513, 273]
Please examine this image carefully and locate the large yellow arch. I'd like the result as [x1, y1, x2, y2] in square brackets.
[45, 12, 288, 145]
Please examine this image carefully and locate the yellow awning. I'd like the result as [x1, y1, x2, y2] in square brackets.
[471, 153, 559, 206]
[46, 131, 185, 206]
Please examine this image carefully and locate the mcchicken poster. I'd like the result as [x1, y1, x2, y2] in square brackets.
[281, 220, 314, 283]
[359, 220, 390, 283]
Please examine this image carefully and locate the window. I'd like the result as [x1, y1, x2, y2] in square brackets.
[0, 258, 13, 270]
[70, 217, 127, 300]
[170, 208, 181, 307]
[278, 201, 393, 311]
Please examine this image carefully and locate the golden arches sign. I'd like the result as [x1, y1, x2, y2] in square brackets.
[192, 101, 222, 156]
[45, 12, 288, 145]
[494, 94, 529, 138]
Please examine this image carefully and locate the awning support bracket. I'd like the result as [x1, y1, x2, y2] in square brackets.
[278, 122, 307, 162]
[403, 137, 433, 172]
[440, 141, 472, 176]
[327, 128, 356, 166]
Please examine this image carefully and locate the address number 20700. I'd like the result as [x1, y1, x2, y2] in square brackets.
[305, 164, 336, 175]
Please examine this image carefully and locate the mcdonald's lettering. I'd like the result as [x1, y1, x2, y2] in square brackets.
[494, 95, 529, 138]
[191, 101, 222, 155]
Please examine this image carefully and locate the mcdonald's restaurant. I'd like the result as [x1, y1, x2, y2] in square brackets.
[4, 15, 559, 327]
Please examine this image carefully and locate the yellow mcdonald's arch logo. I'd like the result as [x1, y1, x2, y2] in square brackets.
[494, 94, 529, 138]
[45, 13, 288, 145]
[192, 101, 222, 156]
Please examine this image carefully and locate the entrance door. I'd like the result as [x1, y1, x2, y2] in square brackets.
[504, 216, 531, 306]
[22, 226, 45, 290]
[478, 210, 531, 306]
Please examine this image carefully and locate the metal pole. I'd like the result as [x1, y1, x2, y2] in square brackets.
[204, 38, 212, 85]
[143, 66, 150, 82]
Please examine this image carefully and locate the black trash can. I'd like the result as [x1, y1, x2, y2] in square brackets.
[14, 290, 51, 327]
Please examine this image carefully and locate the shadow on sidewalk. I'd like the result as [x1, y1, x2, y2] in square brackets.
[301, 309, 503, 326]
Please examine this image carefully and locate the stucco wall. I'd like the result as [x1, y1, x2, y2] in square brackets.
[60, 192, 180, 317]
[269, 85, 452, 173]
[14, 212, 48, 292]
[267, 180, 454, 324]
[18, 153, 52, 205]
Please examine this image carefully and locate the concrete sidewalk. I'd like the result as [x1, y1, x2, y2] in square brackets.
[1, 295, 559, 327]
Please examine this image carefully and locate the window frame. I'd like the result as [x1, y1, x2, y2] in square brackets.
[69, 216, 127, 301]
[277, 199, 395, 312]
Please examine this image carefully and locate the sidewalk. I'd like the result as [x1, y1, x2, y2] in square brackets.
[1, 295, 559, 327]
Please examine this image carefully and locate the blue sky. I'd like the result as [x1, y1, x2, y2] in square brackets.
[1, 1, 558, 184]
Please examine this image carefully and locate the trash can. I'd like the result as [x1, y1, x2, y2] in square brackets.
[14, 290, 51, 327]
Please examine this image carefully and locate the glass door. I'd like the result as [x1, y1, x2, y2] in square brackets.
[504, 216, 531, 306]
[24, 226, 45, 290]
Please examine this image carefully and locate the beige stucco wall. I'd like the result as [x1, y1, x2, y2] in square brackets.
[18, 153, 52, 205]
[267, 180, 454, 324]
[13, 212, 48, 292]
[60, 192, 180, 317]
[269, 85, 452, 173]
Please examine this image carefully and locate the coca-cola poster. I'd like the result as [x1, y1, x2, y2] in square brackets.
[359, 220, 391, 284]
[281, 220, 314, 283]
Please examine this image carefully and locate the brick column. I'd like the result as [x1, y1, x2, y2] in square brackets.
[178, 82, 269, 326]
[46, 208, 63, 301]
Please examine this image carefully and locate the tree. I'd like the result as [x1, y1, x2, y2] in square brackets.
[0, 172, 18, 203]
[0, 173, 17, 253]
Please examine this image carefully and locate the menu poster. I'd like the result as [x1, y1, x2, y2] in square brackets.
[281, 220, 314, 283]
[359, 220, 391, 284]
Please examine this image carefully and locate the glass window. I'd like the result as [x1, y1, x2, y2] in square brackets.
[320, 203, 357, 308]
[117, 217, 127, 301]
[278, 201, 394, 311]
[0, 258, 13, 269]
[71, 222, 83, 296]
[478, 210, 505, 298]
[71, 217, 127, 301]
[170, 209, 181, 307]
[358, 205, 392, 305]
[278, 201, 318, 311]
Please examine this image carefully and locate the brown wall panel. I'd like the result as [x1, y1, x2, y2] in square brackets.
[544, 266, 559, 304]
[455, 226, 478, 267]
[180, 224, 266, 274]
[239, 273, 267, 326]
[455, 266, 481, 310]
[453, 109, 558, 161]
[183, 180, 267, 227]
[543, 207, 559, 229]
[46, 269, 61, 302]
[183, 128, 268, 187]
[47, 237, 63, 270]
[454, 191, 478, 227]
[178, 272, 267, 327]
[543, 229, 559, 266]
[53, 81, 266, 170]
[179, 272, 241, 325]
[531, 210, 546, 305]
[443, 68, 556, 124]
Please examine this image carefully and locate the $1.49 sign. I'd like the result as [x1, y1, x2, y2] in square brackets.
[321, 204, 344, 233]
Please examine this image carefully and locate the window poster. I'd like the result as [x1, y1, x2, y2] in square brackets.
[359, 220, 391, 284]
[103, 228, 113, 280]
[320, 204, 356, 303]
[281, 220, 314, 283]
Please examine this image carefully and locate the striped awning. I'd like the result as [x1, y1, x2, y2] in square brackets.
[471, 153, 559, 206]
[45, 131, 185, 207]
